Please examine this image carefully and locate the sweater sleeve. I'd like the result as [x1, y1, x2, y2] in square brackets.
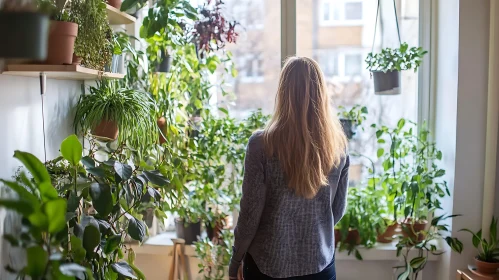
[229, 133, 267, 278]
[332, 155, 350, 225]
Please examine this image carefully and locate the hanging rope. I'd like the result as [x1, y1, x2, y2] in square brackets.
[40, 73, 47, 163]
[371, 0, 402, 53]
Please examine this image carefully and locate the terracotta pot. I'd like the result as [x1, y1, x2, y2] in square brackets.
[402, 220, 427, 243]
[334, 229, 341, 246]
[92, 120, 119, 140]
[157, 117, 167, 144]
[475, 258, 499, 274]
[107, 0, 122, 9]
[46, 20, 78, 65]
[377, 223, 400, 243]
[72, 53, 82, 65]
[345, 229, 361, 245]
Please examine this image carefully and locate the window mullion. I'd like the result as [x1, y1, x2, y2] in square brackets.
[281, 0, 297, 66]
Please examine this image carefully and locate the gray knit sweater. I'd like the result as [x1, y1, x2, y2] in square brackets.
[229, 131, 350, 278]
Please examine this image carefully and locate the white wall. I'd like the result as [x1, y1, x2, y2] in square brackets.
[0, 74, 81, 278]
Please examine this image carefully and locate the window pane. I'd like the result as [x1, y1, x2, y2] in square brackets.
[218, 0, 280, 119]
[323, 2, 330, 21]
[345, 2, 363, 20]
[297, 0, 420, 184]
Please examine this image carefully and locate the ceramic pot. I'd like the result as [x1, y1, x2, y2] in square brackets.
[92, 120, 119, 141]
[155, 50, 172, 73]
[377, 223, 400, 243]
[402, 220, 427, 243]
[345, 229, 361, 245]
[175, 219, 201, 245]
[46, 20, 78, 65]
[0, 12, 49, 60]
[475, 258, 499, 274]
[107, 0, 122, 9]
[372, 70, 400, 95]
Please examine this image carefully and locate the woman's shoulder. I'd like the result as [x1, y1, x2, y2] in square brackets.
[247, 130, 265, 152]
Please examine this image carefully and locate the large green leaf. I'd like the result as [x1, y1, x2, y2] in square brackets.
[104, 234, 122, 254]
[114, 162, 133, 181]
[410, 256, 426, 269]
[143, 171, 169, 187]
[60, 135, 83, 166]
[127, 214, 146, 242]
[111, 262, 137, 279]
[44, 198, 67, 233]
[83, 224, 101, 258]
[59, 263, 88, 279]
[26, 246, 48, 279]
[89, 183, 113, 217]
[39, 181, 58, 201]
[14, 151, 50, 184]
[70, 235, 86, 263]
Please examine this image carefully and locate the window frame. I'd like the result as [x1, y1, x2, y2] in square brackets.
[319, 0, 365, 27]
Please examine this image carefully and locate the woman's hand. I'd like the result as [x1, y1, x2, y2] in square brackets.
[229, 264, 243, 280]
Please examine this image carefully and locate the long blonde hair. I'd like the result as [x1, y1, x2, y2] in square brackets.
[263, 57, 347, 199]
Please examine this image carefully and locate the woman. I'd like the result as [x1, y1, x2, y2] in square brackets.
[229, 57, 350, 280]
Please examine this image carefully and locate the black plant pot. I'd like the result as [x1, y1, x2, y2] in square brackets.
[175, 219, 201, 245]
[340, 119, 357, 140]
[155, 50, 172, 73]
[0, 12, 49, 60]
[372, 70, 400, 95]
[142, 208, 154, 228]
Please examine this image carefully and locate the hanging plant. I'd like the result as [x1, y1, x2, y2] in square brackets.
[193, 0, 239, 58]
[337, 105, 368, 140]
[69, 0, 112, 70]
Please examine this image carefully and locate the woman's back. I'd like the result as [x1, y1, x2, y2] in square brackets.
[229, 57, 350, 280]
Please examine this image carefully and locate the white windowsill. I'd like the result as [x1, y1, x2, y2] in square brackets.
[130, 231, 442, 261]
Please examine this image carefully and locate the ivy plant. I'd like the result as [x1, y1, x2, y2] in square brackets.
[365, 43, 427, 73]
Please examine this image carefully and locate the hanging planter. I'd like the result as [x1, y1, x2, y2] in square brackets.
[0, 11, 49, 60]
[337, 105, 367, 140]
[366, 0, 427, 95]
[46, 20, 78, 65]
[155, 50, 172, 73]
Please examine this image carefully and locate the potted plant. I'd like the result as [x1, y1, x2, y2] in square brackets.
[461, 217, 499, 275]
[337, 187, 364, 260]
[365, 43, 427, 95]
[194, 230, 234, 280]
[0, 2, 50, 60]
[337, 105, 368, 139]
[155, 49, 173, 73]
[69, 0, 112, 71]
[37, 0, 78, 65]
[205, 208, 229, 242]
[175, 198, 204, 245]
[74, 80, 157, 148]
[107, 0, 121, 10]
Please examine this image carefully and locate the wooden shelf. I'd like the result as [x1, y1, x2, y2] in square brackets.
[2, 64, 125, 80]
[106, 4, 136, 25]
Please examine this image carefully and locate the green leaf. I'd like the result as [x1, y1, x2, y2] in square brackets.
[377, 148, 384, 158]
[460, 229, 481, 248]
[83, 224, 101, 257]
[39, 181, 58, 201]
[81, 156, 96, 168]
[59, 263, 88, 279]
[89, 183, 113, 217]
[435, 169, 446, 177]
[60, 135, 82, 166]
[410, 256, 426, 269]
[0, 179, 39, 207]
[67, 192, 81, 213]
[218, 107, 229, 115]
[104, 234, 122, 254]
[127, 215, 146, 242]
[354, 249, 363, 260]
[445, 237, 463, 253]
[14, 151, 50, 184]
[143, 171, 169, 187]
[0, 199, 34, 216]
[397, 119, 406, 130]
[87, 167, 106, 177]
[28, 211, 48, 229]
[111, 262, 137, 279]
[70, 235, 86, 263]
[26, 246, 48, 279]
[128, 248, 136, 264]
[130, 263, 146, 280]
[114, 162, 133, 181]
[44, 198, 67, 233]
[397, 258, 411, 280]
[376, 130, 383, 138]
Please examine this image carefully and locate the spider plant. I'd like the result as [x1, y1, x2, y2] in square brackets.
[74, 79, 157, 149]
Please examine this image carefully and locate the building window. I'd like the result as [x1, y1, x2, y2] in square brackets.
[344, 53, 362, 75]
[238, 53, 264, 83]
[316, 49, 364, 80]
[320, 0, 364, 26]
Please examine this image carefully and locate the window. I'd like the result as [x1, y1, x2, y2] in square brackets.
[298, 0, 420, 183]
[320, 0, 364, 26]
[238, 53, 264, 83]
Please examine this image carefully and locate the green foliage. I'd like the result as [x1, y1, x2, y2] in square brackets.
[2, 135, 171, 279]
[37, 0, 72, 21]
[461, 217, 499, 263]
[338, 105, 368, 126]
[194, 230, 234, 280]
[74, 80, 157, 149]
[365, 43, 428, 73]
[70, 0, 113, 71]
